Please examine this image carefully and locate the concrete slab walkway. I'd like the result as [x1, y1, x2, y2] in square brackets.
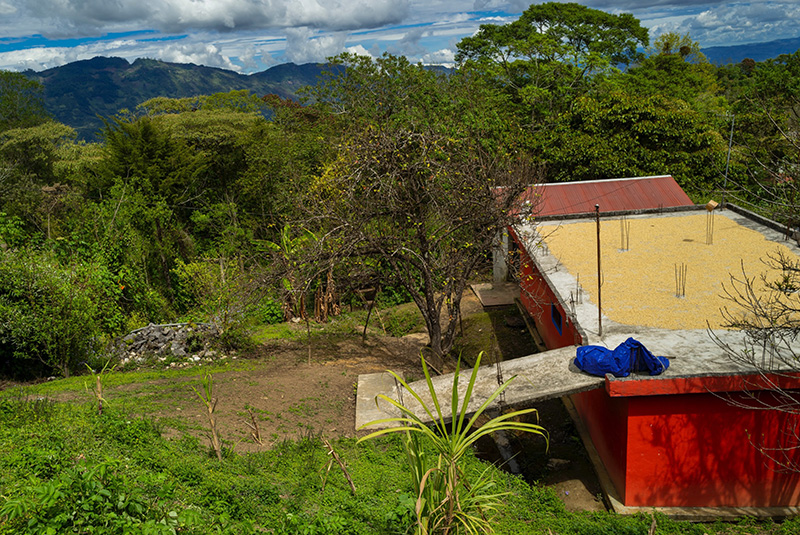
[356, 346, 604, 430]
[470, 282, 520, 308]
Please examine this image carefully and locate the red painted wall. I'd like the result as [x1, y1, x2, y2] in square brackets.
[576, 382, 800, 508]
[571, 389, 629, 501]
[625, 390, 800, 507]
[510, 228, 580, 349]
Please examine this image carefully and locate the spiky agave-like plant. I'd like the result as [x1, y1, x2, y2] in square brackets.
[358, 352, 548, 534]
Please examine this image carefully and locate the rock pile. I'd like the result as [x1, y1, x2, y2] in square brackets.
[113, 323, 220, 367]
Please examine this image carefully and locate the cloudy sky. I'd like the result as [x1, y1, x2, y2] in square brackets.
[1, 1, 799, 73]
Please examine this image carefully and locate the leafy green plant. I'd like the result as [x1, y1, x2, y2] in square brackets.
[0, 249, 121, 378]
[376, 285, 413, 308]
[279, 511, 350, 534]
[0, 459, 187, 534]
[254, 297, 285, 325]
[359, 352, 548, 534]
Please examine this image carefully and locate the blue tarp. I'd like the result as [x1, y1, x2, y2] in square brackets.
[575, 337, 669, 377]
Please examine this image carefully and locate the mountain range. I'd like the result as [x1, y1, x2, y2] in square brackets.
[24, 57, 328, 140]
[702, 36, 800, 65]
[22, 36, 800, 141]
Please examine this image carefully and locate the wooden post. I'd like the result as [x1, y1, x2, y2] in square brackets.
[595, 204, 602, 337]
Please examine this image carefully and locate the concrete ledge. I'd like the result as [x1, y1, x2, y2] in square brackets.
[470, 282, 520, 308]
[355, 372, 402, 430]
[355, 347, 605, 430]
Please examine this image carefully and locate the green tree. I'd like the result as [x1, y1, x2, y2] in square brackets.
[0, 249, 123, 378]
[648, 31, 707, 63]
[539, 91, 725, 191]
[614, 32, 724, 117]
[97, 116, 204, 299]
[725, 50, 800, 220]
[305, 54, 535, 359]
[0, 71, 49, 132]
[456, 2, 648, 122]
[0, 121, 78, 238]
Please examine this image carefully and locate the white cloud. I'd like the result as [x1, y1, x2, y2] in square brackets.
[434, 12, 472, 25]
[421, 48, 455, 65]
[0, 46, 84, 71]
[343, 44, 374, 58]
[12, 0, 410, 37]
[284, 27, 348, 63]
[649, 2, 800, 46]
[0, 36, 240, 72]
[157, 43, 240, 70]
[0, 1, 17, 15]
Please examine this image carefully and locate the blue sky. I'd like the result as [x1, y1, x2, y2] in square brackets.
[1, 1, 799, 73]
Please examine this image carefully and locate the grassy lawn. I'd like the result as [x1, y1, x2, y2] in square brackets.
[0, 367, 797, 534]
[1, 302, 798, 534]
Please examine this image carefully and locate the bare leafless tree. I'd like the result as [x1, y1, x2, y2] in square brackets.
[711, 226, 800, 472]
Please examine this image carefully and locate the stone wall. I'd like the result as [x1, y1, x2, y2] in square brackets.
[113, 323, 220, 367]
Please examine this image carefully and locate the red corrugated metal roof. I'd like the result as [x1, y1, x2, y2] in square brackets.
[524, 175, 694, 217]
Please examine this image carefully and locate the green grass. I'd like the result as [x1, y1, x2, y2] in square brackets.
[250, 304, 424, 345]
[0, 398, 417, 534]
[0, 395, 794, 534]
[251, 322, 299, 342]
[25, 360, 252, 397]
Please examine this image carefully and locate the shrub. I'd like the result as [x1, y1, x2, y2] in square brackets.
[0, 459, 190, 534]
[172, 259, 265, 336]
[253, 297, 284, 325]
[0, 248, 123, 378]
[376, 285, 413, 308]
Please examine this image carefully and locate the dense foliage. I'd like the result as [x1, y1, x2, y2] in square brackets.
[0, 2, 797, 375]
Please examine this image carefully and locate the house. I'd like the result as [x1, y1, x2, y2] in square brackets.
[511, 176, 800, 512]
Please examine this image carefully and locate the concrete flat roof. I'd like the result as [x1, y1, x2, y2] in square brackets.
[515, 206, 800, 380]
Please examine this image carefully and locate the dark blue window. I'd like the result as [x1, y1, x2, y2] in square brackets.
[551, 304, 563, 335]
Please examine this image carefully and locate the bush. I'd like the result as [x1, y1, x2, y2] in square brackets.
[253, 297, 284, 325]
[172, 259, 265, 336]
[376, 285, 412, 308]
[0, 459, 191, 535]
[0, 248, 123, 378]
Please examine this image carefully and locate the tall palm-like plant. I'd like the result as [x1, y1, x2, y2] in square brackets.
[359, 352, 548, 534]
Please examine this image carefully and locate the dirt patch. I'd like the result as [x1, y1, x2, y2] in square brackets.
[148, 334, 428, 451]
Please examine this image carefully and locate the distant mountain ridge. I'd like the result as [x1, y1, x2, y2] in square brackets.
[702, 36, 800, 65]
[25, 36, 800, 140]
[25, 57, 328, 140]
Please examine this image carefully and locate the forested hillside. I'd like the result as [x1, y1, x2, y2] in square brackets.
[1, 2, 799, 380]
[22, 34, 790, 142]
[25, 58, 327, 139]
